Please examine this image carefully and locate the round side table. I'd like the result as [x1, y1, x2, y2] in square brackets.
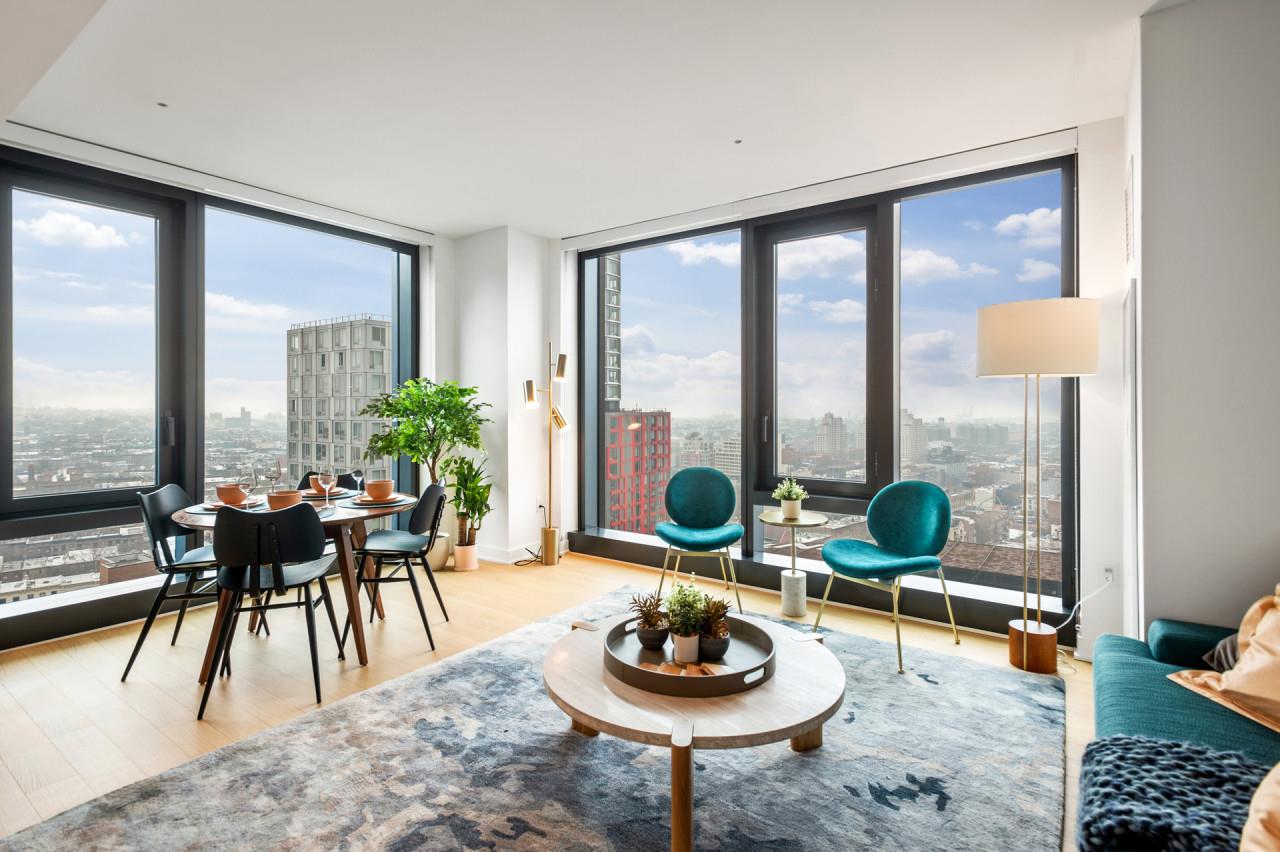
[757, 508, 828, 617]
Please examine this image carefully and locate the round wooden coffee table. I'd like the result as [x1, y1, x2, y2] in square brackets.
[543, 612, 845, 852]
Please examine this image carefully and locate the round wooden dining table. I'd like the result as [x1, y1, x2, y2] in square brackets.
[171, 492, 419, 682]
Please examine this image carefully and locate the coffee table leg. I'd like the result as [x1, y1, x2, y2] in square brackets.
[790, 724, 824, 752]
[670, 719, 694, 852]
[570, 719, 598, 737]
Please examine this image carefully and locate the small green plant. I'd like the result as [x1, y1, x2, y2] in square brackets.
[628, 592, 666, 630]
[700, 597, 731, 638]
[772, 477, 808, 501]
[444, 455, 491, 547]
[665, 581, 706, 637]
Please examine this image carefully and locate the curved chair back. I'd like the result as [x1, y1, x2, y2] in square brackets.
[296, 470, 359, 491]
[866, 480, 951, 558]
[138, 484, 197, 568]
[213, 504, 327, 595]
[407, 484, 448, 547]
[664, 467, 736, 529]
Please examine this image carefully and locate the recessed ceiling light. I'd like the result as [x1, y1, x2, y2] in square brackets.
[156, 102, 168, 108]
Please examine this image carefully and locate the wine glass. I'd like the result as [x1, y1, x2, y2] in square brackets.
[265, 457, 283, 494]
[318, 466, 335, 508]
[351, 468, 364, 498]
[237, 465, 256, 504]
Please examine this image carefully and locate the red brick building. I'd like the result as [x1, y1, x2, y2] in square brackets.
[604, 409, 671, 534]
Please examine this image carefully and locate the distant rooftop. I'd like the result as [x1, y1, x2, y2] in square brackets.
[289, 313, 391, 330]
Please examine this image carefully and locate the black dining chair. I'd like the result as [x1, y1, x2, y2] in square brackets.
[122, 484, 221, 682]
[198, 504, 344, 720]
[339, 484, 448, 653]
[296, 470, 359, 492]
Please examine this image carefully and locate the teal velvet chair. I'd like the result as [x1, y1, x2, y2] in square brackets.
[816, 480, 959, 673]
[655, 467, 743, 612]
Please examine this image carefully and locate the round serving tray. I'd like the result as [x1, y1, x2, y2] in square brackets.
[603, 614, 776, 698]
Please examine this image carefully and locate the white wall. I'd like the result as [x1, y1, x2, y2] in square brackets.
[1076, 117, 1129, 658]
[1138, 0, 1280, 628]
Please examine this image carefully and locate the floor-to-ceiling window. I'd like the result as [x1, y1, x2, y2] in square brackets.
[590, 230, 742, 535]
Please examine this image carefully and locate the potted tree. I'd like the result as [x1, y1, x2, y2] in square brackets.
[699, 596, 732, 661]
[629, 591, 668, 651]
[445, 455, 491, 571]
[665, 581, 705, 664]
[360, 379, 490, 485]
[772, 477, 808, 520]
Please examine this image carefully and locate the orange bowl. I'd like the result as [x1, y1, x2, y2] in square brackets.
[365, 479, 393, 500]
[216, 483, 247, 505]
[309, 475, 322, 493]
[267, 490, 302, 510]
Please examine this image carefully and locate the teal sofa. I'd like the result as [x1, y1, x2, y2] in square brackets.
[1092, 619, 1280, 765]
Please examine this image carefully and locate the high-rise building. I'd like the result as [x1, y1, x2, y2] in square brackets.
[604, 409, 672, 533]
[816, 412, 847, 460]
[901, 408, 929, 465]
[713, 433, 741, 479]
[677, 432, 714, 468]
[286, 314, 393, 486]
[603, 254, 622, 412]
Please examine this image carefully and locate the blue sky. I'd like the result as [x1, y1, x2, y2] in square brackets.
[11, 191, 394, 418]
[613, 169, 1063, 424]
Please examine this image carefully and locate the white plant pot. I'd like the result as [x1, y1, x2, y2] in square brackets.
[672, 633, 700, 665]
[781, 499, 802, 520]
[426, 532, 451, 573]
[453, 543, 479, 572]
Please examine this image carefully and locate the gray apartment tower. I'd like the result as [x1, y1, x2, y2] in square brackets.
[286, 314, 393, 487]
[603, 254, 622, 411]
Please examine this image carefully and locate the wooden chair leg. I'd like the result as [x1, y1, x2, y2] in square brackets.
[892, 578, 904, 674]
[303, 584, 322, 704]
[122, 573, 174, 682]
[813, 572, 836, 631]
[418, 556, 448, 621]
[403, 558, 436, 651]
[937, 568, 960, 645]
[655, 547, 673, 597]
[198, 593, 239, 720]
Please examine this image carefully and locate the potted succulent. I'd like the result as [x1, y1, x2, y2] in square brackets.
[629, 591, 668, 651]
[361, 378, 491, 485]
[444, 455, 491, 572]
[665, 581, 705, 665]
[773, 477, 808, 520]
[699, 596, 732, 661]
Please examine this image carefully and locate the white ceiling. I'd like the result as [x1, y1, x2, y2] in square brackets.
[8, 0, 1146, 239]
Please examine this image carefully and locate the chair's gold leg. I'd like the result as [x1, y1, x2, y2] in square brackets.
[937, 567, 960, 645]
[724, 549, 743, 613]
[892, 578, 904, 674]
[813, 572, 836, 631]
[656, 547, 673, 597]
[718, 553, 729, 590]
[672, 552, 683, 588]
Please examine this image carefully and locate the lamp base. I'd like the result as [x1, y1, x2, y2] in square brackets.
[1008, 618, 1058, 674]
[541, 527, 560, 566]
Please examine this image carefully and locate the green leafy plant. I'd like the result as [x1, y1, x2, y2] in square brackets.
[360, 379, 491, 482]
[628, 592, 666, 630]
[665, 582, 706, 638]
[444, 455, 492, 547]
[700, 596, 731, 639]
[772, 477, 808, 501]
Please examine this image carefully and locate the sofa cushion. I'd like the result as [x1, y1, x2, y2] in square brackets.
[1078, 735, 1270, 852]
[1148, 618, 1238, 668]
[1093, 634, 1280, 766]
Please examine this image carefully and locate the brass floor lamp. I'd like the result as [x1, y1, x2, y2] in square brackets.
[524, 341, 569, 565]
[977, 297, 1099, 674]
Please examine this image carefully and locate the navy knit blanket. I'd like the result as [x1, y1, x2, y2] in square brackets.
[1078, 735, 1270, 851]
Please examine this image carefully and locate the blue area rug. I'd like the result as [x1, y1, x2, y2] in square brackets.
[2, 587, 1065, 850]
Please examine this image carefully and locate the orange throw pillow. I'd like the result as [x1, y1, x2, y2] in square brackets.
[1241, 762, 1280, 852]
[1168, 585, 1280, 734]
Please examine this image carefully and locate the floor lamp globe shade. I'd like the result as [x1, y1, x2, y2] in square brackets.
[976, 297, 1101, 378]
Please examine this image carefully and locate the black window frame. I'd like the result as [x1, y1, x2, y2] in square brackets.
[574, 155, 1080, 639]
[0, 145, 420, 648]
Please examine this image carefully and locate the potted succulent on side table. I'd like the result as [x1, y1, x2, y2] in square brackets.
[666, 581, 706, 665]
[445, 455, 491, 572]
[629, 591, 668, 651]
[699, 596, 732, 661]
[773, 477, 808, 520]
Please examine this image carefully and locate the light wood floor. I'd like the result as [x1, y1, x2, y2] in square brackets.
[0, 553, 1093, 847]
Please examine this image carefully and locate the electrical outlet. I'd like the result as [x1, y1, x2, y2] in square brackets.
[1103, 566, 1115, 584]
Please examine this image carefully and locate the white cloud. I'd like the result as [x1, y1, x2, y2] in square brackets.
[12, 358, 153, 411]
[62, 280, 108, 292]
[808, 298, 866, 324]
[14, 211, 130, 249]
[665, 240, 741, 267]
[1016, 258, 1060, 283]
[777, 234, 865, 280]
[205, 291, 292, 332]
[900, 248, 999, 283]
[995, 207, 1062, 249]
[617, 349, 741, 418]
[902, 330, 958, 362]
[82, 304, 152, 324]
[620, 324, 657, 354]
[962, 219, 984, 232]
[777, 292, 805, 314]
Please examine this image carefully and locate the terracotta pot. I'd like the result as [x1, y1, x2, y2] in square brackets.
[781, 499, 802, 520]
[216, 484, 246, 505]
[267, 490, 302, 510]
[672, 633, 700, 664]
[453, 543, 479, 572]
[365, 479, 394, 500]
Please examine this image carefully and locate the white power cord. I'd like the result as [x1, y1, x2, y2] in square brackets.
[1053, 570, 1115, 633]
